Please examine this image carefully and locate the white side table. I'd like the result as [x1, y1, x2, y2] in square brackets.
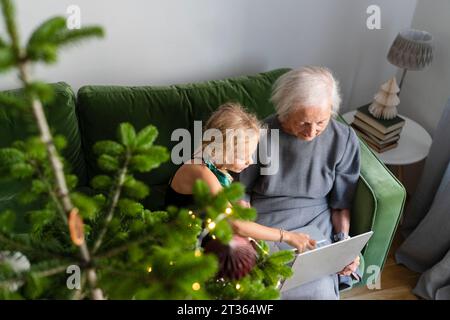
[342, 111, 432, 182]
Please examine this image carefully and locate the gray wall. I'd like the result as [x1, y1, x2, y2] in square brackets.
[396, 0, 450, 136]
[0, 0, 417, 114]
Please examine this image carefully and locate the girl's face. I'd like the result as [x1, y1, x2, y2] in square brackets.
[224, 135, 259, 173]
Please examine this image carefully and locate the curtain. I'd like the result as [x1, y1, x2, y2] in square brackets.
[396, 98, 450, 300]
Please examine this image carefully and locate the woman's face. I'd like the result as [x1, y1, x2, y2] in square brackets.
[280, 102, 332, 141]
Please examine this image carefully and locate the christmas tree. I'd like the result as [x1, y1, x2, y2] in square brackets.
[0, 0, 294, 299]
[368, 77, 401, 120]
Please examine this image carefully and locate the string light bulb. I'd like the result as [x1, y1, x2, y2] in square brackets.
[212, 235, 216, 240]
[235, 283, 241, 290]
[194, 249, 202, 257]
[188, 210, 193, 215]
[225, 207, 232, 215]
[192, 282, 201, 291]
[147, 266, 152, 273]
[169, 261, 174, 266]
[207, 222, 216, 230]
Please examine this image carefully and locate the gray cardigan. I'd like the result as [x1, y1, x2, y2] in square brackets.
[237, 114, 360, 212]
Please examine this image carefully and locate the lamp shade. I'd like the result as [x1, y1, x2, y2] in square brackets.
[387, 29, 434, 70]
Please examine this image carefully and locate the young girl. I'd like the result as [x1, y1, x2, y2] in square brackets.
[165, 103, 316, 253]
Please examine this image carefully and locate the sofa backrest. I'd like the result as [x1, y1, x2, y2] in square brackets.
[76, 68, 290, 210]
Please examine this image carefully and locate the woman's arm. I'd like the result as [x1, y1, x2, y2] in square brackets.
[331, 208, 360, 276]
[331, 208, 350, 236]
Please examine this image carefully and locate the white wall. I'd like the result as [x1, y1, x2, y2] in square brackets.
[1, 0, 417, 113]
[396, 0, 450, 135]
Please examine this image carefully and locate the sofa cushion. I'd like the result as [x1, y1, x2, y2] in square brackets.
[76, 68, 289, 210]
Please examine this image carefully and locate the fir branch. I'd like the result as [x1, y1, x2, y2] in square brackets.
[0, 232, 69, 260]
[52, 26, 104, 47]
[27, 16, 66, 47]
[13, 28, 104, 301]
[26, 19, 104, 64]
[95, 233, 156, 260]
[0, 263, 70, 290]
[31, 159, 68, 225]
[0, 35, 7, 48]
[92, 153, 131, 253]
[98, 265, 145, 280]
[0, 0, 106, 300]
[0, 0, 20, 57]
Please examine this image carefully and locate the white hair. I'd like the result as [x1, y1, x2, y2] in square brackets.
[271, 66, 342, 121]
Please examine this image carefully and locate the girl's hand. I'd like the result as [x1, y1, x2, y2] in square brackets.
[284, 232, 316, 253]
[236, 200, 251, 208]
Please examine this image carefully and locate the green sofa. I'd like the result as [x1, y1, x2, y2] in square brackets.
[0, 68, 406, 286]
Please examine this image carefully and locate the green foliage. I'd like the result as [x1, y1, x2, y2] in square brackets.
[71, 192, 99, 220]
[27, 209, 56, 234]
[135, 125, 158, 151]
[65, 174, 78, 190]
[117, 198, 144, 217]
[118, 123, 136, 148]
[230, 205, 257, 221]
[0, 0, 19, 55]
[26, 16, 104, 64]
[26, 81, 54, 104]
[0, 147, 25, 174]
[0, 37, 15, 73]
[1, 123, 294, 299]
[192, 180, 213, 207]
[211, 219, 233, 243]
[123, 176, 150, 200]
[93, 140, 124, 157]
[90, 175, 112, 192]
[10, 162, 34, 178]
[97, 154, 119, 172]
[0, 210, 15, 232]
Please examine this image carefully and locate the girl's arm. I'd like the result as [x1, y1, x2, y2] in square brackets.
[198, 168, 316, 252]
[230, 220, 315, 253]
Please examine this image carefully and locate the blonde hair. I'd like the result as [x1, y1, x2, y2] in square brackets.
[201, 102, 261, 166]
[271, 66, 342, 121]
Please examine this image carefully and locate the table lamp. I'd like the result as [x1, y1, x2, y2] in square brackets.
[387, 29, 434, 92]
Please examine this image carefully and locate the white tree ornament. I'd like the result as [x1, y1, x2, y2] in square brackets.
[369, 77, 400, 119]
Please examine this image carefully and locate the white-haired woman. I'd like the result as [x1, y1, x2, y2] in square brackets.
[237, 66, 361, 300]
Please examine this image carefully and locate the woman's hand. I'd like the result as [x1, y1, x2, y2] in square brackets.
[338, 256, 360, 276]
[284, 232, 316, 253]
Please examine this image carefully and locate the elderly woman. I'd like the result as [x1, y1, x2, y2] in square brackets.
[237, 66, 361, 300]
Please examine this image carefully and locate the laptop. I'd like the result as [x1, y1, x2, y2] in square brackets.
[267, 226, 373, 292]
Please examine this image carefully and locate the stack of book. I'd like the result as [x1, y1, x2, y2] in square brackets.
[351, 104, 405, 153]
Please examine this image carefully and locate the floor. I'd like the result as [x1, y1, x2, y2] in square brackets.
[341, 231, 421, 300]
